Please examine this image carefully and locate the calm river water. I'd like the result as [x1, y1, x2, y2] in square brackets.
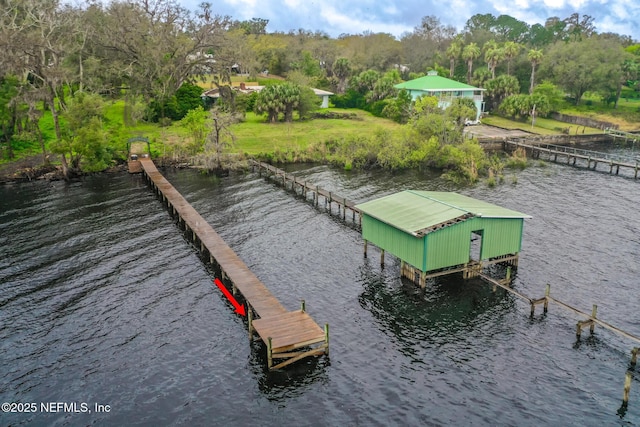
[1, 149, 640, 426]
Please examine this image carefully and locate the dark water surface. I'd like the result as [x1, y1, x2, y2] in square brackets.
[1, 155, 639, 426]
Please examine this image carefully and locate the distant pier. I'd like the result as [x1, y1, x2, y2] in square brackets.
[140, 157, 328, 370]
[505, 139, 640, 178]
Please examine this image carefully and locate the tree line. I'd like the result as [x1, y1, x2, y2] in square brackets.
[0, 0, 639, 178]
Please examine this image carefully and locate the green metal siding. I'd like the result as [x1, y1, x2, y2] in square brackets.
[424, 224, 471, 270]
[476, 218, 524, 259]
[358, 192, 528, 273]
[423, 217, 524, 270]
[363, 215, 525, 272]
[362, 215, 424, 268]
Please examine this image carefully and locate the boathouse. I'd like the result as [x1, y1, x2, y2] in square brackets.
[355, 191, 530, 286]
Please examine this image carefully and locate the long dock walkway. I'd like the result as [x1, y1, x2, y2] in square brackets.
[139, 157, 328, 370]
[250, 160, 362, 225]
[505, 139, 640, 178]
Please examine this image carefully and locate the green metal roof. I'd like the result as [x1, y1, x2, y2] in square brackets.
[355, 190, 530, 237]
[394, 74, 483, 92]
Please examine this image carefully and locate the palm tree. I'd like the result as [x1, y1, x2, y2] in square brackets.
[527, 49, 544, 94]
[503, 41, 521, 75]
[279, 82, 300, 123]
[332, 58, 351, 94]
[446, 38, 463, 78]
[485, 47, 504, 79]
[462, 43, 481, 85]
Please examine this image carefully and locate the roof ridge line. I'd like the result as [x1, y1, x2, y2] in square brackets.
[406, 190, 473, 215]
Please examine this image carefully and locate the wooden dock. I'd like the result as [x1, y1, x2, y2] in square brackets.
[505, 139, 640, 178]
[250, 160, 362, 225]
[139, 158, 328, 370]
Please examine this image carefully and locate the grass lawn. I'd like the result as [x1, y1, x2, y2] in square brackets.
[482, 115, 604, 135]
[231, 109, 402, 155]
[558, 93, 640, 131]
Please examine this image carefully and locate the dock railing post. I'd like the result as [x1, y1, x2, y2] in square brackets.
[301, 300, 306, 313]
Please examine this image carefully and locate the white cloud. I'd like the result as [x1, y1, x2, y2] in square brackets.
[222, 0, 258, 8]
[567, 0, 589, 9]
[180, 0, 639, 40]
[283, 0, 303, 8]
[318, 3, 412, 36]
[382, 4, 400, 15]
[542, 0, 565, 9]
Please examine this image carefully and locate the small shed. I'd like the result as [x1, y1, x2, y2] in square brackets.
[312, 88, 334, 108]
[355, 190, 530, 286]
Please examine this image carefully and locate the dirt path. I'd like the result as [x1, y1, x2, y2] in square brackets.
[463, 124, 533, 139]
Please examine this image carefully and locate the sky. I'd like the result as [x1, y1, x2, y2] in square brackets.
[182, 0, 639, 41]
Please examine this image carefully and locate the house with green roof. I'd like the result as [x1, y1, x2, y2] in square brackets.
[394, 71, 485, 121]
[355, 190, 530, 287]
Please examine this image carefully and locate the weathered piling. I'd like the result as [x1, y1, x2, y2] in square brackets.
[475, 279, 640, 406]
[623, 372, 632, 406]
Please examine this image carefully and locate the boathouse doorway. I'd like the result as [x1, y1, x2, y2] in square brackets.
[470, 230, 484, 262]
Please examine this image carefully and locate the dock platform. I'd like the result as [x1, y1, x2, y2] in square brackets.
[139, 158, 328, 370]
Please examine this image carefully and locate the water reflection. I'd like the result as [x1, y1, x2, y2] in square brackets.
[357, 259, 518, 362]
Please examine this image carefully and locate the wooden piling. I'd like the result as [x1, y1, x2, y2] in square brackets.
[544, 284, 550, 313]
[632, 347, 638, 367]
[623, 371, 632, 405]
[380, 249, 385, 267]
[364, 240, 368, 257]
[301, 300, 306, 312]
[576, 321, 584, 339]
[324, 324, 330, 357]
[248, 306, 254, 340]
